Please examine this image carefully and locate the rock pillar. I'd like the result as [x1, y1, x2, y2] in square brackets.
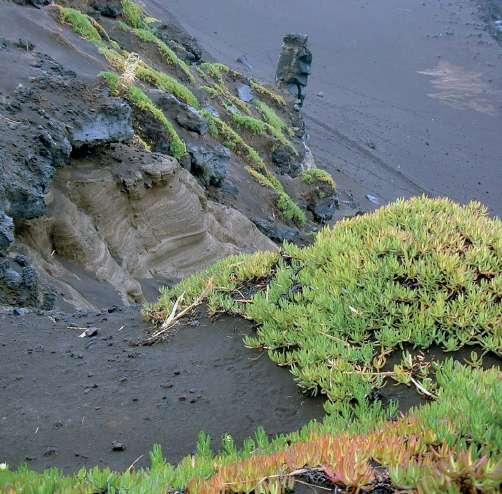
[276, 34, 312, 108]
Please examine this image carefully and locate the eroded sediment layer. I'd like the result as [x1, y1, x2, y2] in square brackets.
[17, 145, 276, 308]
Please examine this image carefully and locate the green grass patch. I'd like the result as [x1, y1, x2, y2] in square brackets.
[199, 62, 231, 81]
[121, 0, 146, 29]
[128, 27, 194, 81]
[136, 63, 199, 108]
[202, 81, 251, 114]
[100, 48, 195, 111]
[99, 46, 128, 71]
[58, 7, 102, 44]
[255, 100, 289, 134]
[101, 71, 186, 159]
[231, 112, 267, 135]
[201, 111, 265, 169]
[248, 168, 307, 225]
[230, 109, 296, 156]
[301, 167, 336, 189]
[251, 80, 286, 107]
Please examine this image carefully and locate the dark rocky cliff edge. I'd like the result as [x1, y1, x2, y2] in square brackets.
[0, 0, 360, 311]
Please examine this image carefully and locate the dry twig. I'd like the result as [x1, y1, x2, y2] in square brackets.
[141, 280, 214, 345]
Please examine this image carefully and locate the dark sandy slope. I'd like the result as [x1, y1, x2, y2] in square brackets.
[0, 308, 323, 472]
[154, 0, 502, 215]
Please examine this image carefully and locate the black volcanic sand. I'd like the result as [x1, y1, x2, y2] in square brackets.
[0, 307, 325, 472]
[2, 304, 500, 473]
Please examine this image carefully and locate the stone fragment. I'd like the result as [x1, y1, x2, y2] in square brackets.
[276, 33, 312, 106]
[237, 84, 254, 103]
[70, 101, 134, 149]
[187, 143, 229, 188]
[253, 218, 301, 244]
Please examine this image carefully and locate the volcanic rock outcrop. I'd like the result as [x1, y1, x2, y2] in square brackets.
[0, 0, 350, 311]
[0, 35, 275, 309]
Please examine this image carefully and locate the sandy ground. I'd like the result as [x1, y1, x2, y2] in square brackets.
[154, 0, 502, 215]
[0, 307, 324, 472]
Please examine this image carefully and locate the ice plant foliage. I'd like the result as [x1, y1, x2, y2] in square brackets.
[151, 198, 501, 398]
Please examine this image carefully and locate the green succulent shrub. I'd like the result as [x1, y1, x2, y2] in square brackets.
[149, 197, 501, 404]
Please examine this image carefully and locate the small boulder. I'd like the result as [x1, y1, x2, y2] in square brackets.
[111, 441, 126, 452]
[366, 194, 382, 206]
[0, 258, 41, 307]
[0, 212, 14, 250]
[272, 145, 302, 177]
[187, 143, 229, 188]
[175, 109, 208, 135]
[308, 195, 338, 224]
[13, 0, 50, 7]
[154, 93, 208, 135]
[203, 105, 220, 118]
[236, 55, 253, 71]
[12, 307, 30, 316]
[42, 447, 57, 457]
[141, 155, 178, 185]
[3, 269, 21, 289]
[71, 101, 133, 149]
[237, 84, 254, 103]
[253, 218, 301, 244]
[91, 0, 122, 18]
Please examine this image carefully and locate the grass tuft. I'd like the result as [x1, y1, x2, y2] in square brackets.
[255, 100, 290, 134]
[101, 71, 186, 159]
[251, 81, 286, 107]
[201, 111, 265, 169]
[58, 7, 102, 44]
[248, 168, 307, 225]
[136, 63, 199, 108]
[301, 167, 336, 190]
[127, 26, 194, 81]
[121, 0, 146, 29]
[199, 62, 230, 81]
[231, 112, 267, 135]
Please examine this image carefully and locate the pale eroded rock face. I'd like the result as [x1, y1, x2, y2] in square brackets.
[16, 146, 276, 308]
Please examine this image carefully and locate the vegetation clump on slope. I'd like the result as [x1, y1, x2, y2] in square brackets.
[247, 168, 307, 225]
[101, 71, 187, 159]
[251, 80, 287, 107]
[149, 197, 501, 402]
[121, 0, 147, 29]
[58, 7, 103, 43]
[301, 167, 337, 190]
[199, 62, 232, 81]
[231, 111, 268, 135]
[120, 23, 194, 82]
[135, 63, 199, 108]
